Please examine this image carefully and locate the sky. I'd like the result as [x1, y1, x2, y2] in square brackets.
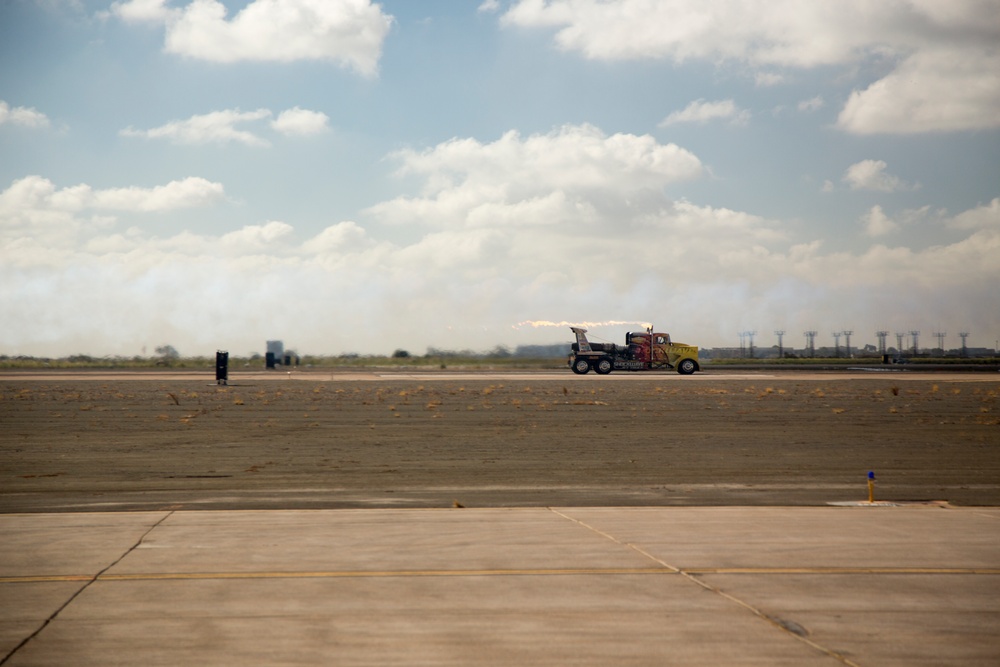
[1, 0, 998, 358]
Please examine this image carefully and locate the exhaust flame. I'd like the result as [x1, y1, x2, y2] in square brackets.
[514, 320, 652, 330]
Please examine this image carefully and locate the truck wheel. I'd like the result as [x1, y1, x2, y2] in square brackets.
[677, 359, 697, 375]
[572, 358, 591, 374]
[595, 358, 613, 375]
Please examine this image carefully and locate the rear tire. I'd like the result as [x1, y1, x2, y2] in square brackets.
[572, 358, 591, 374]
[595, 358, 613, 375]
[677, 358, 697, 375]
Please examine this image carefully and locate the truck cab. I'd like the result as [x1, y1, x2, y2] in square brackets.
[569, 326, 699, 375]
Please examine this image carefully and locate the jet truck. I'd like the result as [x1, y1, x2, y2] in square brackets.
[568, 326, 700, 375]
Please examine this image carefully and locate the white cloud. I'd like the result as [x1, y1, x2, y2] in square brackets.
[842, 160, 918, 192]
[797, 96, 824, 112]
[92, 178, 226, 211]
[502, 0, 1000, 134]
[503, 0, 954, 66]
[0, 101, 51, 128]
[478, 0, 501, 13]
[113, 0, 394, 75]
[837, 48, 1000, 134]
[120, 106, 331, 146]
[754, 72, 784, 87]
[503, 0, 1000, 66]
[301, 221, 370, 254]
[110, 0, 173, 22]
[271, 107, 330, 136]
[659, 99, 750, 127]
[121, 109, 273, 146]
[366, 124, 704, 228]
[220, 221, 295, 252]
[2, 126, 997, 356]
[0, 175, 225, 248]
[947, 198, 1000, 230]
[0, 175, 223, 215]
[853, 202, 989, 239]
[5, 191, 997, 356]
[861, 205, 899, 237]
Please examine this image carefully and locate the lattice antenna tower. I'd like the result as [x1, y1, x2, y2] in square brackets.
[933, 331, 946, 354]
[745, 330, 757, 359]
[959, 332, 970, 358]
[774, 330, 785, 358]
[895, 332, 905, 354]
[876, 331, 888, 355]
[804, 331, 817, 358]
[831, 331, 842, 358]
[842, 331, 853, 358]
[909, 330, 920, 356]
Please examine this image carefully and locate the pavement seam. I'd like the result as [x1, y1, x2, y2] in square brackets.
[548, 508, 864, 667]
[679, 574, 863, 667]
[546, 507, 681, 572]
[0, 511, 174, 666]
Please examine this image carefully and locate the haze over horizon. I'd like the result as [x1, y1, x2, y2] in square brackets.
[2, 0, 998, 358]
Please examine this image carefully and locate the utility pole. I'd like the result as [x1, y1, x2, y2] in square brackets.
[876, 331, 888, 356]
[843, 330, 853, 358]
[933, 331, 946, 355]
[831, 331, 842, 358]
[774, 330, 785, 359]
[910, 330, 920, 356]
[804, 331, 817, 358]
[959, 332, 969, 358]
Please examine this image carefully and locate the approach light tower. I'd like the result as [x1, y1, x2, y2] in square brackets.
[831, 331, 842, 358]
[804, 331, 817, 358]
[744, 330, 757, 359]
[959, 332, 970, 358]
[774, 330, 785, 359]
[876, 331, 889, 356]
[842, 331, 853, 358]
[737, 331, 746, 357]
[910, 331, 920, 356]
[895, 332, 906, 356]
[933, 332, 946, 355]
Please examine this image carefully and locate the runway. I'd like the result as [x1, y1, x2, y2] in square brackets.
[3, 506, 998, 666]
[3, 370, 998, 664]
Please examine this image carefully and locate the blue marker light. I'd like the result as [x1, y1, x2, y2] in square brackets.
[868, 471, 875, 480]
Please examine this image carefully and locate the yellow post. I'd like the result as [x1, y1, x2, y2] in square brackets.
[867, 471, 876, 503]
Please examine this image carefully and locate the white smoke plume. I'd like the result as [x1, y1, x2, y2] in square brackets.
[514, 320, 653, 330]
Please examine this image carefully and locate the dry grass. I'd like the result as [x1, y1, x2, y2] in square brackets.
[2, 376, 999, 509]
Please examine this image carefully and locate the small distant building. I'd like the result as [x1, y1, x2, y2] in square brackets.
[266, 340, 284, 369]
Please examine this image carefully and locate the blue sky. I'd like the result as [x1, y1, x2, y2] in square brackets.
[2, 0, 998, 357]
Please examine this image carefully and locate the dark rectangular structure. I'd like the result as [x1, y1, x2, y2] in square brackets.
[215, 350, 229, 385]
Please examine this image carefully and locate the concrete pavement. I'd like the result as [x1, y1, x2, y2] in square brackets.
[2, 507, 998, 666]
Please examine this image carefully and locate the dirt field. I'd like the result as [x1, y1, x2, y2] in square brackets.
[2, 372, 998, 511]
